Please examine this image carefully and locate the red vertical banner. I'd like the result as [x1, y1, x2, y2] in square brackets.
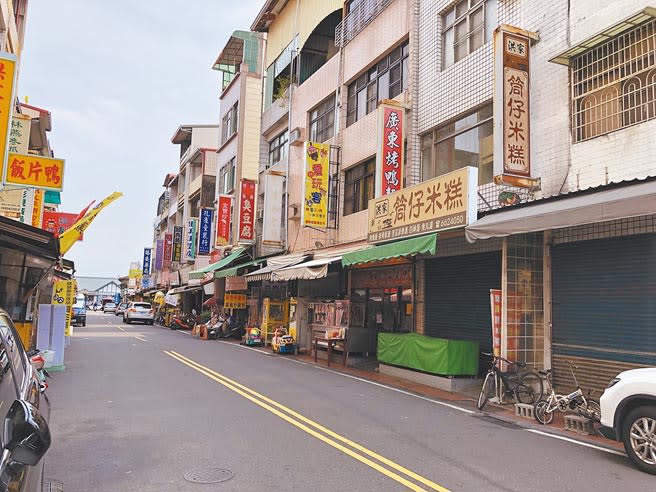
[238, 179, 256, 243]
[163, 232, 173, 269]
[216, 195, 232, 246]
[376, 103, 404, 197]
[490, 289, 502, 357]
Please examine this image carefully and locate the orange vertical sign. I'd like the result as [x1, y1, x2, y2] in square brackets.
[490, 289, 502, 357]
[0, 52, 18, 183]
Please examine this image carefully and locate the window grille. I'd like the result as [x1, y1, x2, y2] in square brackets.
[572, 18, 656, 142]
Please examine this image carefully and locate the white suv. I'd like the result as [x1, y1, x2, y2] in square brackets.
[599, 367, 656, 474]
[123, 302, 154, 325]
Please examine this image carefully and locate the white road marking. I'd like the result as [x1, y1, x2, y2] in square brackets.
[525, 429, 626, 456]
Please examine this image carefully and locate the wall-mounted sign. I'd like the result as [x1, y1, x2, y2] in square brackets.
[494, 26, 531, 180]
[142, 248, 152, 276]
[5, 153, 65, 191]
[155, 239, 164, 271]
[198, 208, 213, 255]
[185, 218, 198, 260]
[224, 293, 247, 309]
[490, 289, 502, 357]
[9, 113, 31, 154]
[302, 141, 329, 228]
[263, 172, 284, 246]
[376, 102, 404, 197]
[225, 276, 247, 292]
[367, 166, 478, 243]
[238, 179, 255, 242]
[216, 195, 232, 247]
[42, 211, 84, 239]
[351, 264, 413, 289]
[163, 232, 173, 268]
[0, 53, 17, 180]
[172, 225, 183, 262]
[31, 189, 44, 227]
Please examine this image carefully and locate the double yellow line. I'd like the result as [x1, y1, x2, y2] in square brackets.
[165, 350, 451, 492]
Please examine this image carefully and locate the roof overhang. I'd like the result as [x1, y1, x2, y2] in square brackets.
[550, 7, 656, 65]
[163, 173, 177, 187]
[0, 214, 59, 260]
[251, 0, 288, 32]
[212, 31, 250, 71]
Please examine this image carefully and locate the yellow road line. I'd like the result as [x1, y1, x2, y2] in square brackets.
[166, 350, 450, 492]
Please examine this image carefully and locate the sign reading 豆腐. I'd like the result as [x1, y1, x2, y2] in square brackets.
[376, 103, 404, 197]
[216, 195, 232, 246]
[186, 218, 198, 260]
[238, 180, 255, 243]
[198, 208, 213, 255]
[367, 167, 478, 243]
[302, 141, 329, 228]
[172, 225, 183, 262]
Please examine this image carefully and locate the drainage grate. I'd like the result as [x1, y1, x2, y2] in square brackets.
[44, 479, 64, 492]
[183, 468, 234, 484]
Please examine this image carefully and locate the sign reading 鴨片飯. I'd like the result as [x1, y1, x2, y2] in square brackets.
[367, 167, 478, 243]
[198, 208, 213, 255]
[302, 141, 329, 228]
[142, 248, 152, 276]
[4, 153, 65, 191]
[186, 218, 198, 260]
[155, 239, 164, 271]
[172, 225, 183, 262]
[216, 195, 231, 246]
[376, 102, 404, 197]
[494, 26, 531, 180]
[238, 180, 255, 243]
[0, 53, 17, 181]
[163, 232, 173, 268]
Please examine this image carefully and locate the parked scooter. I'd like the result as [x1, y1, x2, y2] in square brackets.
[206, 313, 226, 340]
[27, 349, 50, 393]
[216, 317, 246, 340]
[170, 310, 199, 331]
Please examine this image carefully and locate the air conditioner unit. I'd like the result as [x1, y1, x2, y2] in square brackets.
[289, 127, 305, 146]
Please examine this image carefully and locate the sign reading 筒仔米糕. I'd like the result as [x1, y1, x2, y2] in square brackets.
[142, 248, 152, 276]
[367, 167, 478, 243]
[198, 208, 213, 255]
[238, 180, 256, 243]
[155, 239, 164, 271]
[216, 195, 232, 246]
[376, 103, 404, 197]
[302, 141, 329, 228]
[186, 218, 198, 260]
[172, 225, 183, 262]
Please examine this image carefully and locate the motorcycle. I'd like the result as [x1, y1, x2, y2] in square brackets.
[217, 318, 246, 340]
[206, 315, 226, 340]
[27, 349, 50, 393]
[170, 310, 199, 331]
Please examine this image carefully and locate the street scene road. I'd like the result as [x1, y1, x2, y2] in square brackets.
[42, 312, 653, 492]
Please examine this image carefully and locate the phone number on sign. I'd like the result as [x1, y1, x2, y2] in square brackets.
[438, 215, 464, 228]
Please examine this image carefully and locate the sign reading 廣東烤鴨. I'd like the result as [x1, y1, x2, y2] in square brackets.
[198, 208, 213, 255]
[5, 153, 65, 191]
[376, 103, 404, 197]
[216, 195, 232, 246]
[302, 141, 329, 228]
[367, 167, 478, 243]
[238, 180, 255, 243]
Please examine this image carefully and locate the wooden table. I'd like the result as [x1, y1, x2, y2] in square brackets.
[312, 336, 347, 367]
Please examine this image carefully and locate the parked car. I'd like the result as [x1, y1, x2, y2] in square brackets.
[103, 302, 117, 313]
[72, 301, 86, 327]
[0, 309, 52, 492]
[599, 367, 656, 474]
[115, 302, 128, 317]
[123, 302, 154, 324]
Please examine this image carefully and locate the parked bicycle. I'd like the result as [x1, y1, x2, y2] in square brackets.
[477, 353, 544, 410]
[533, 361, 601, 424]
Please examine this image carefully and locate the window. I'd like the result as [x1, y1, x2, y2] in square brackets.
[420, 104, 493, 185]
[347, 41, 409, 126]
[268, 131, 288, 169]
[219, 158, 236, 194]
[221, 102, 238, 144]
[309, 94, 336, 143]
[572, 18, 656, 142]
[442, 0, 497, 69]
[343, 158, 375, 215]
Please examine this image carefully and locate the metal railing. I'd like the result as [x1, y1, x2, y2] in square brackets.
[335, 0, 395, 48]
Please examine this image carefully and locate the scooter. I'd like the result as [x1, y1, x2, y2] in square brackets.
[207, 315, 226, 340]
[170, 310, 199, 331]
[217, 319, 246, 339]
[27, 349, 50, 393]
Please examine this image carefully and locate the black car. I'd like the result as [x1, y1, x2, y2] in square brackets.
[0, 309, 51, 492]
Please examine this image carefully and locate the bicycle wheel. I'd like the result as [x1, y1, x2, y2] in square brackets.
[477, 372, 495, 410]
[515, 372, 544, 404]
[579, 399, 601, 422]
[534, 400, 554, 424]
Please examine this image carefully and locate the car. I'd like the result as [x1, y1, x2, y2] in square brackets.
[115, 302, 128, 316]
[72, 301, 86, 327]
[103, 302, 117, 313]
[599, 367, 656, 474]
[123, 302, 154, 325]
[0, 309, 52, 492]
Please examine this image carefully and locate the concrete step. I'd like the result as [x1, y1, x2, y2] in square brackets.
[564, 414, 594, 435]
[515, 403, 535, 419]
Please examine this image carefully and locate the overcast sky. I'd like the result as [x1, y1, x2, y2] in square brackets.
[18, 0, 262, 277]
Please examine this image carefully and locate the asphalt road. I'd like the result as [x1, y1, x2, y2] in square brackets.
[42, 311, 654, 491]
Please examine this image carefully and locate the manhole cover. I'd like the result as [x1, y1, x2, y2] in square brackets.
[184, 468, 234, 484]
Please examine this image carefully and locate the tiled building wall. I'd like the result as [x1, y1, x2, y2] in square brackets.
[240, 74, 264, 181]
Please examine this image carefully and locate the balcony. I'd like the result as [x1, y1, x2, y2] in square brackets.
[189, 174, 203, 197]
[335, 0, 395, 47]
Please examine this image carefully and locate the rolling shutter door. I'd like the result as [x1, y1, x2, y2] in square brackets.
[552, 234, 656, 393]
[424, 251, 501, 353]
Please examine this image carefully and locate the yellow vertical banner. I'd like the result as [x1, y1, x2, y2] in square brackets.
[0, 52, 18, 184]
[302, 141, 329, 228]
[31, 189, 44, 227]
[52, 280, 76, 336]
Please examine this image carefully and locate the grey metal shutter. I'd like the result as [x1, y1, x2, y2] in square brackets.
[424, 251, 501, 354]
[552, 234, 656, 393]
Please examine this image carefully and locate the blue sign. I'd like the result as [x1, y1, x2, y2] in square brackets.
[142, 248, 152, 276]
[198, 208, 213, 255]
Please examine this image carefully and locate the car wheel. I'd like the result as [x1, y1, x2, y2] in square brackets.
[622, 406, 656, 475]
[82, 321, 86, 327]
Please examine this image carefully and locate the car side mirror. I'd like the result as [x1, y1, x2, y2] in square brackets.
[2, 400, 51, 466]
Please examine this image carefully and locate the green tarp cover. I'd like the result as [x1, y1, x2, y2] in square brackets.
[214, 258, 262, 279]
[341, 233, 437, 266]
[377, 332, 479, 376]
[189, 247, 245, 279]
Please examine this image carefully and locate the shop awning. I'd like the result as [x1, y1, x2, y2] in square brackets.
[0, 214, 59, 260]
[341, 234, 438, 267]
[188, 247, 246, 279]
[273, 256, 342, 281]
[465, 179, 656, 242]
[214, 259, 263, 279]
[244, 253, 309, 282]
[167, 285, 203, 295]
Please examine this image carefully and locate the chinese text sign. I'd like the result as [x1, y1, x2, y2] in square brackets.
[302, 141, 329, 228]
[142, 248, 152, 276]
[198, 208, 213, 255]
[238, 180, 255, 242]
[163, 232, 173, 268]
[377, 104, 404, 197]
[0, 53, 17, 182]
[216, 195, 232, 246]
[5, 153, 65, 191]
[155, 239, 164, 271]
[186, 218, 198, 260]
[42, 211, 84, 240]
[172, 226, 183, 262]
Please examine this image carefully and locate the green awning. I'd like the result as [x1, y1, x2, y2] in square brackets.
[188, 247, 245, 279]
[214, 258, 263, 279]
[341, 233, 437, 267]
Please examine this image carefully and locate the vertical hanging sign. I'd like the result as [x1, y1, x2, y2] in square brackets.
[155, 239, 164, 271]
[142, 248, 152, 276]
[172, 225, 183, 262]
[302, 142, 329, 228]
[376, 102, 404, 197]
[490, 289, 502, 357]
[163, 232, 173, 268]
[215, 195, 232, 246]
[198, 208, 213, 255]
[185, 217, 198, 260]
[31, 189, 44, 227]
[238, 179, 256, 243]
[494, 27, 531, 179]
[0, 52, 18, 182]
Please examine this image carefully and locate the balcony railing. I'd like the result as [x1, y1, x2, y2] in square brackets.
[335, 0, 394, 47]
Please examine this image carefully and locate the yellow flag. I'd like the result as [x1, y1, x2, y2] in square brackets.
[59, 191, 123, 254]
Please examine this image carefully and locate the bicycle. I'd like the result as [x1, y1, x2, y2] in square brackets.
[533, 361, 601, 424]
[476, 352, 544, 410]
